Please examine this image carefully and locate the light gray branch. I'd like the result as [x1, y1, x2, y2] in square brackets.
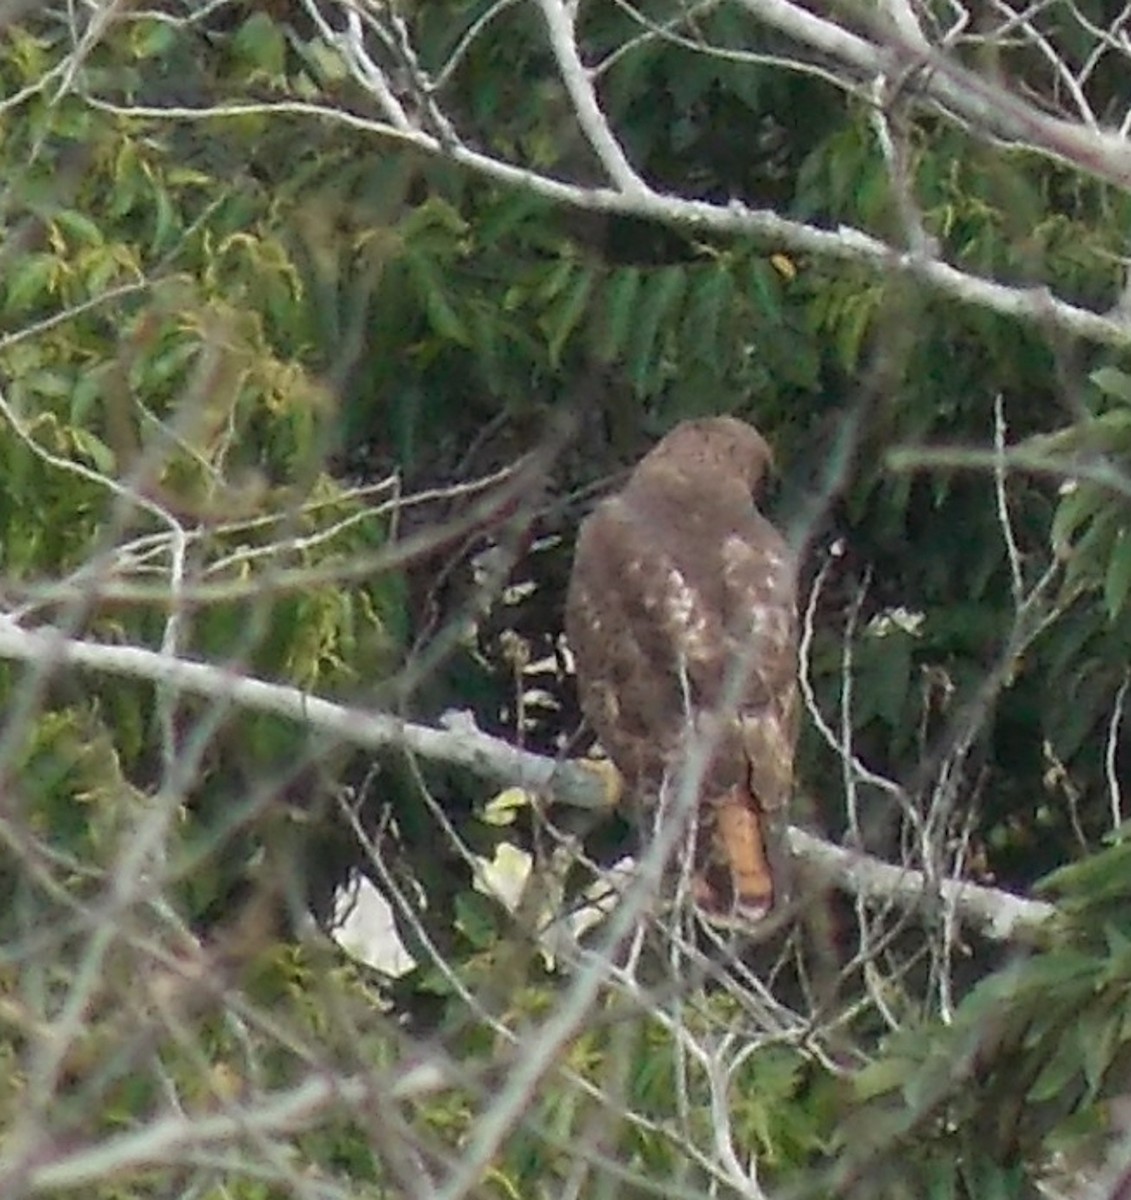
[0, 619, 1056, 942]
[733, 0, 1131, 187]
[788, 827, 1055, 942]
[27, 1062, 449, 1191]
[81, 97, 1131, 348]
[534, 0, 647, 193]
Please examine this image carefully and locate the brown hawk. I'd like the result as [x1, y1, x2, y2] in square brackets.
[565, 417, 798, 927]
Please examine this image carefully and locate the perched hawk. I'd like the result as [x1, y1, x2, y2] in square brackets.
[565, 417, 798, 926]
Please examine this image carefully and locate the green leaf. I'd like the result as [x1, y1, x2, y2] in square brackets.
[628, 265, 687, 395]
[1062, 501, 1123, 593]
[70, 370, 103, 426]
[531, 257, 575, 306]
[1078, 1001, 1121, 1099]
[468, 304, 503, 393]
[836, 290, 878, 374]
[1040, 840, 1131, 903]
[399, 196, 469, 244]
[1050, 483, 1103, 555]
[1104, 525, 1131, 620]
[414, 965, 457, 996]
[683, 265, 732, 366]
[482, 788, 532, 827]
[53, 209, 104, 247]
[146, 337, 200, 387]
[925, 1160, 959, 1200]
[745, 258, 782, 323]
[595, 267, 641, 364]
[476, 193, 544, 247]
[5, 253, 58, 312]
[406, 253, 469, 345]
[1030, 1031, 1083, 1102]
[1091, 365, 1131, 405]
[871, 631, 914, 727]
[129, 19, 178, 60]
[542, 264, 595, 365]
[455, 890, 498, 950]
[68, 429, 116, 474]
[232, 12, 287, 78]
[150, 187, 179, 256]
[853, 1055, 913, 1101]
[958, 1157, 1023, 1200]
[23, 368, 72, 399]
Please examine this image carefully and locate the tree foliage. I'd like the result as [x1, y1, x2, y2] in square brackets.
[3, 0, 1131, 1196]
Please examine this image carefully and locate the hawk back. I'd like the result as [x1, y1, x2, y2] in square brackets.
[565, 419, 799, 925]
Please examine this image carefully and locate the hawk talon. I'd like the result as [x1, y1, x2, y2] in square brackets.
[572, 756, 624, 811]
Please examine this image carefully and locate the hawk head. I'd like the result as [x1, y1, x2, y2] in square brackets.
[633, 416, 775, 498]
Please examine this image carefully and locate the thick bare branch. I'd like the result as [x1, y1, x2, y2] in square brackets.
[733, 0, 1131, 185]
[80, 93, 1131, 349]
[0, 619, 1055, 942]
[788, 827, 1054, 942]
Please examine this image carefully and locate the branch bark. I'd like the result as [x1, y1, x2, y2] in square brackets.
[0, 619, 1055, 942]
[81, 98, 1131, 350]
[733, 0, 1131, 186]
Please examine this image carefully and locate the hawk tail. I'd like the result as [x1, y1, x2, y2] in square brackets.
[694, 786, 774, 925]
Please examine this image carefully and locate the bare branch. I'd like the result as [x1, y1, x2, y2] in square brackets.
[26, 1063, 451, 1193]
[1107, 672, 1130, 832]
[534, 0, 648, 193]
[78, 95, 1131, 349]
[734, 0, 1131, 186]
[0, 619, 1055, 942]
[787, 827, 1054, 942]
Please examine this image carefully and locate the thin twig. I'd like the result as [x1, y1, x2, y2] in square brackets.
[1107, 671, 1130, 832]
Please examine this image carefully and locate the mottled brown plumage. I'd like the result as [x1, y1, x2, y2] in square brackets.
[566, 417, 798, 926]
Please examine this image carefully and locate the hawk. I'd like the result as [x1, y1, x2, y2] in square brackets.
[565, 417, 798, 927]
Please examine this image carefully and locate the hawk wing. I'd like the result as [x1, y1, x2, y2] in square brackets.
[565, 494, 694, 795]
[704, 520, 799, 923]
[717, 523, 799, 817]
